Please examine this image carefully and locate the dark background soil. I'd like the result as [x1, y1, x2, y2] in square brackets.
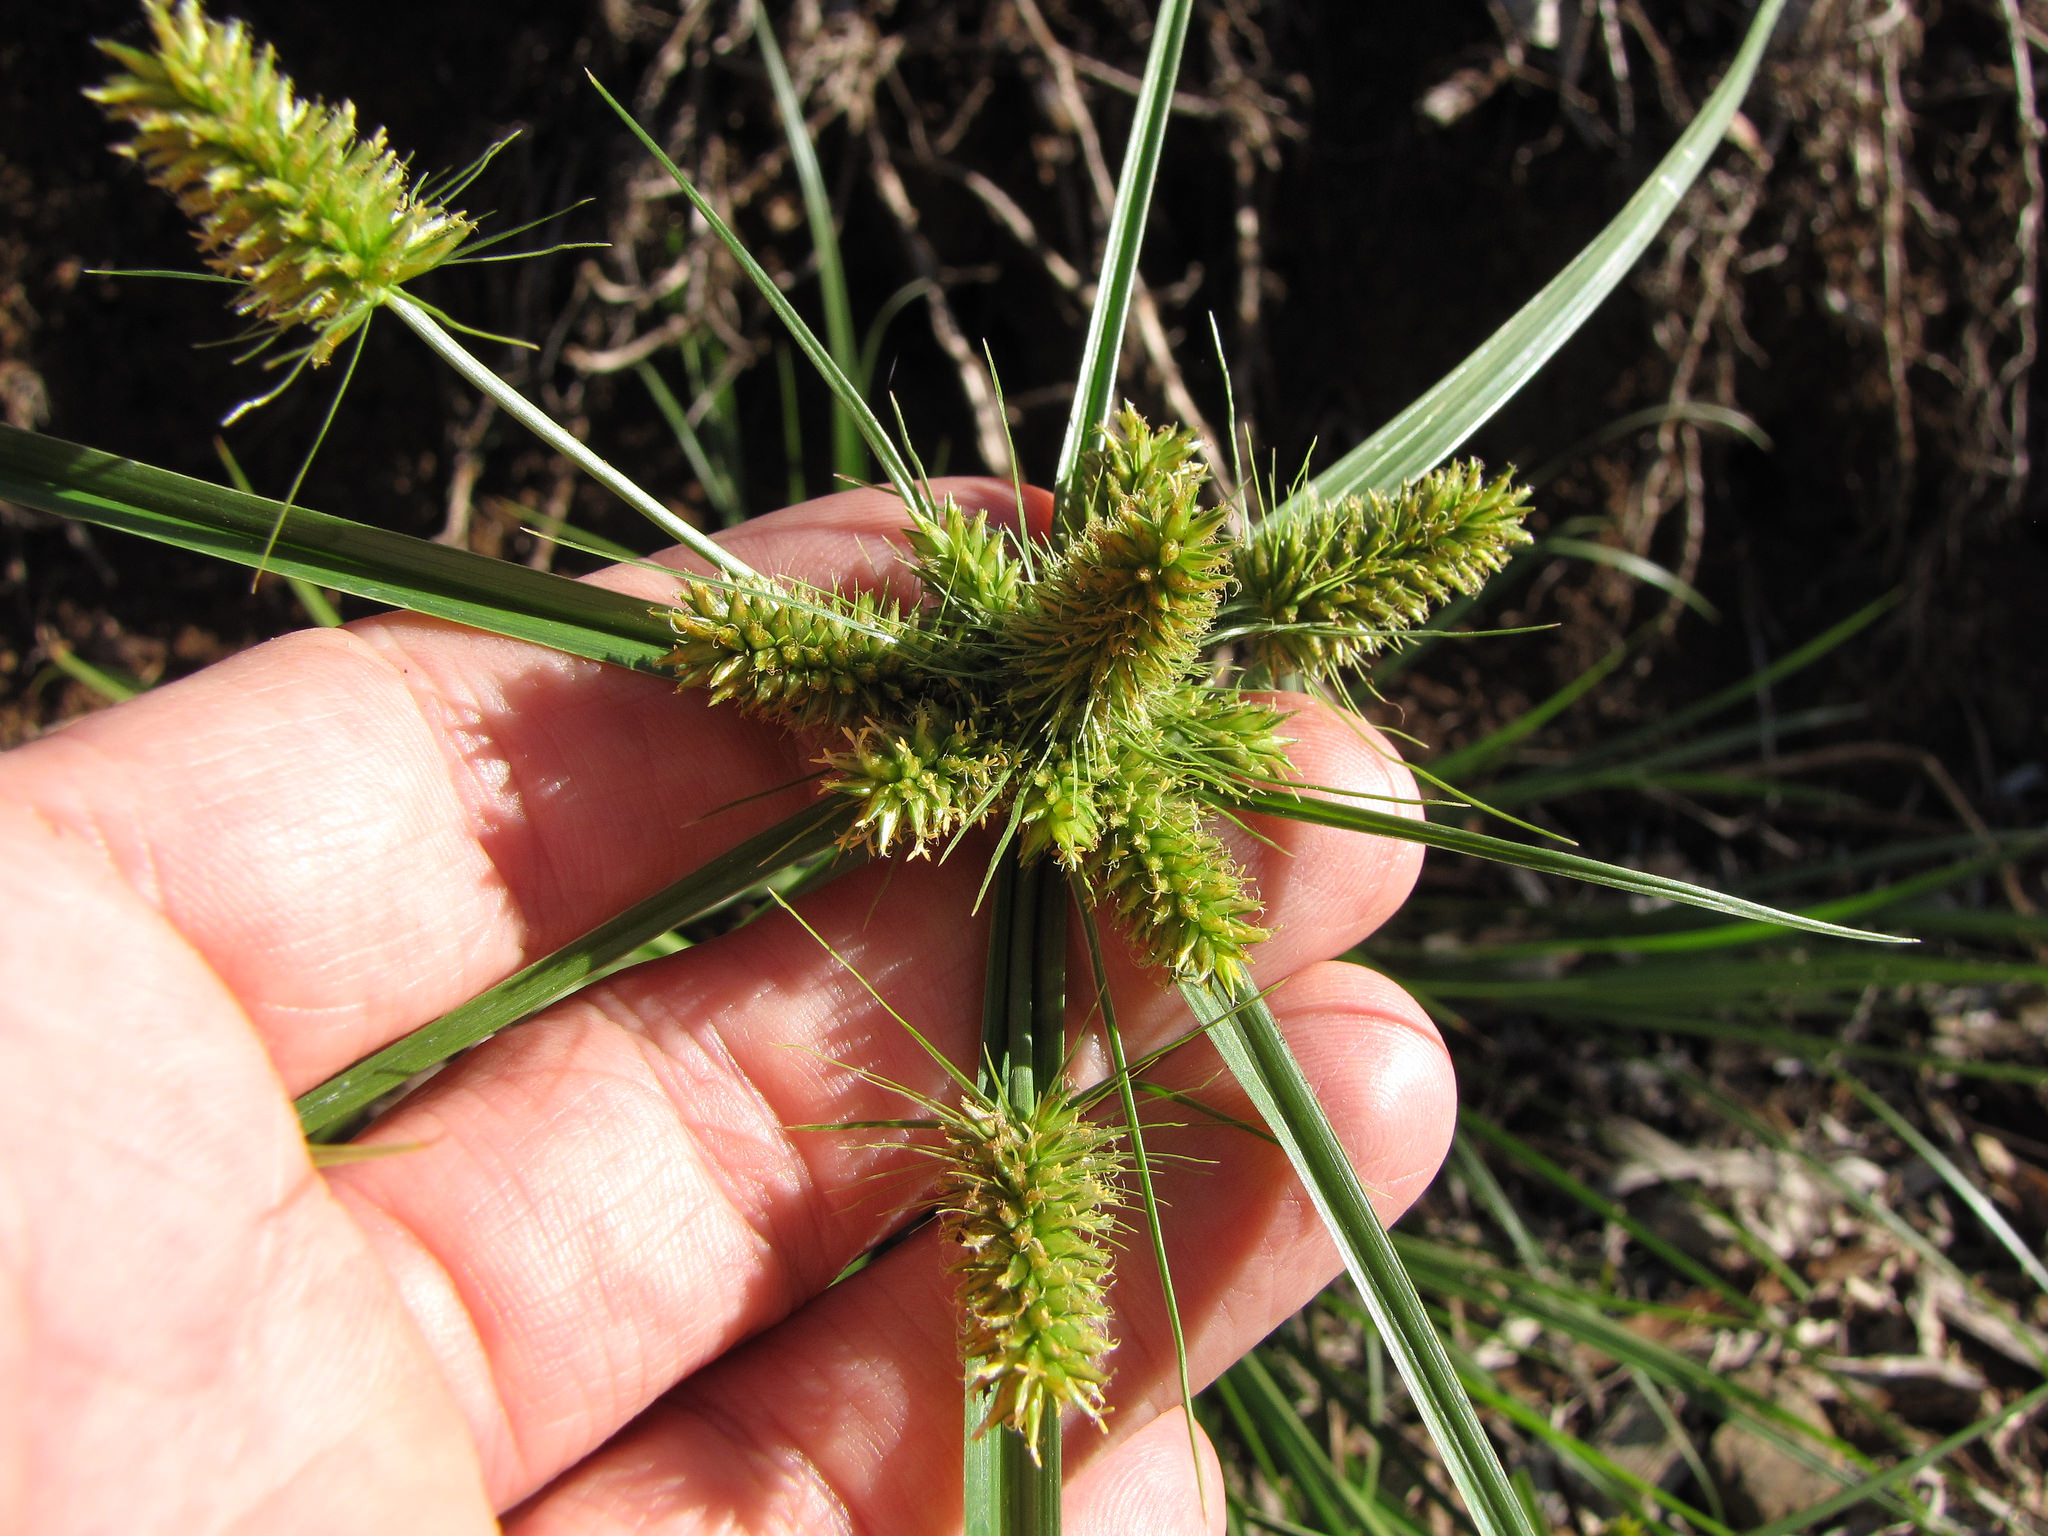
[4, 0, 2043, 823]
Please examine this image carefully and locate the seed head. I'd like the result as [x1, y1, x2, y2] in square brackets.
[1234, 461, 1534, 676]
[903, 495, 1021, 630]
[1006, 414, 1233, 741]
[1083, 751, 1268, 988]
[661, 410, 1532, 989]
[90, 0, 474, 364]
[665, 576, 912, 730]
[935, 1082, 1121, 1455]
[824, 705, 1008, 858]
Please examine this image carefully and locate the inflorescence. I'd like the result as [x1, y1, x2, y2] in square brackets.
[90, 0, 474, 366]
[665, 409, 1533, 988]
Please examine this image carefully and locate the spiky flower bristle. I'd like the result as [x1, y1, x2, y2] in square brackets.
[90, 0, 473, 363]
[934, 1083, 1121, 1455]
[1010, 410, 1232, 738]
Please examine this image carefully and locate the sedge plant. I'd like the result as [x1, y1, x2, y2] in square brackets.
[0, 0, 1920, 1532]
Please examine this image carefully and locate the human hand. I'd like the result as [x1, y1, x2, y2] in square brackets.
[0, 479, 1455, 1534]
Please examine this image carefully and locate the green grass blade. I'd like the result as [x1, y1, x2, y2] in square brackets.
[297, 800, 853, 1140]
[1426, 836, 2048, 959]
[1440, 1345, 1733, 1534]
[1223, 1352, 1405, 1536]
[1676, 1068, 2048, 1373]
[1500, 591, 1899, 787]
[1526, 400, 1771, 485]
[41, 642, 143, 703]
[1458, 1109, 1753, 1313]
[1383, 1245, 1856, 1458]
[1839, 1075, 2048, 1297]
[755, 12, 864, 483]
[1279, 0, 1786, 509]
[1480, 702, 1869, 807]
[1398, 952, 2046, 1002]
[1748, 1381, 2048, 1536]
[1232, 785, 1907, 942]
[587, 74, 933, 521]
[1072, 889, 1198, 1494]
[1483, 1007, 2048, 1087]
[0, 425, 678, 670]
[1185, 978, 1541, 1536]
[1430, 633, 1638, 781]
[1538, 536, 1720, 618]
[636, 359, 745, 527]
[213, 432, 345, 625]
[1052, 0, 1195, 505]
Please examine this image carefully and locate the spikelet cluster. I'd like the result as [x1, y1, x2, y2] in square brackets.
[902, 497, 1020, 630]
[1083, 757, 1269, 980]
[1232, 461, 1533, 676]
[823, 705, 1007, 857]
[658, 409, 1534, 987]
[90, 0, 473, 364]
[664, 579, 910, 730]
[932, 1082, 1121, 1455]
[1009, 411, 1231, 740]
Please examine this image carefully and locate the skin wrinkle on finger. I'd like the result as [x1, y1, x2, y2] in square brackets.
[508, 1404, 855, 1536]
[1064, 1409, 1223, 1536]
[0, 808, 498, 1534]
[328, 858, 1001, 1503]
[0, 627, 534, 1088]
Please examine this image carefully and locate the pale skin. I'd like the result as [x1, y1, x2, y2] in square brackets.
[0, 478, 1456, 1534]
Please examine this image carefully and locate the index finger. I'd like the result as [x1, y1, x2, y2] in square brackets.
[0, 478, 1043, 1091]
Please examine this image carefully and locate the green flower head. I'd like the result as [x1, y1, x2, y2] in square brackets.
[659, 408, 1536, 990]
[90, 0, 474, 364]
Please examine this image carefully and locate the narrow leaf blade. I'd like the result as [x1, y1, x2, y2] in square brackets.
[1280, 0, 1788, 508]
[1235, 786, 1909, 944]
[1052, 0, 1196, 499]
[0, 425, 676, 669]
[298, 801, 853, 1139]
[1186, 979, 1541, 1536]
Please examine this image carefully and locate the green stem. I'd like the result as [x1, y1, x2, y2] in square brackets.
[383, 291, 755, 580]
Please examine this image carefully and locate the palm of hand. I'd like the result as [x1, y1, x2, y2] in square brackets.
[0, 482, 1453, 1534]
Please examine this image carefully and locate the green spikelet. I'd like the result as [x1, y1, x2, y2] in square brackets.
[823, 705, 1008, 858]
[90, 0, 473, 364]
[1057, 404, 1203, 535]
[1234, 460, 1533, 676]
[1007, 413, 1233, 738]
[935, 1081, 1120, 1456]
[1155, 684, 1296, 790]
[664, 577, 910, 730]
[1014, 749, 1103, 868]
[1084, 754, 1268, 986]
[903, 495, 1020, 627]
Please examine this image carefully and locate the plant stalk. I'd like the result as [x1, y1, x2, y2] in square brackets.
[383, 291, 755, 579]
